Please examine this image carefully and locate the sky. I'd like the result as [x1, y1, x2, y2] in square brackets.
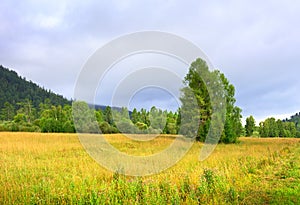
[0, 0, 300, 124]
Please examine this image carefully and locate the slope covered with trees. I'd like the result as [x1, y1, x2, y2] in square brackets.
[284, 112, 300, 130]
[0, 65, 70, 112]
[283, 112, 300, 137]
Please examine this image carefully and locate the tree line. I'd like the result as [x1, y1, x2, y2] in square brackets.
[6, 58, 300, 142]
[0, 97, 241, 143]
[67, 58, 244, 144]
[0, 59, 244, 143]
[245, 115, 300, 138]
[0, 99, 181, 135]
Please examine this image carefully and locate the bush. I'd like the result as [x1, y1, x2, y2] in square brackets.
[62, 121, 75, 133]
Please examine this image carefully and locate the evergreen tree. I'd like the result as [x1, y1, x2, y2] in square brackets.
[0, 65, 70, 111]
[131, 108, 139, 124]
[1, 102, 15, 121]
[103, 106, 114, 126]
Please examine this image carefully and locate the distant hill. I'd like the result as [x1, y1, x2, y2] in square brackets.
[89, 104, 127, 112]
[284, 112, 300, 130]
[0, 65, 71, 109]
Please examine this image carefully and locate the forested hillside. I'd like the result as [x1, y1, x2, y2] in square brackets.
[0, 65, 70, 110]
[285, 112, 300, 133]
[285, 112, 300, 126]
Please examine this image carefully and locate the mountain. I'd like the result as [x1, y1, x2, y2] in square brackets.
[0, 65, 71, 109]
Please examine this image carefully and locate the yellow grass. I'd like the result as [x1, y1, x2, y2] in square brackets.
[1, 132, 300, 204]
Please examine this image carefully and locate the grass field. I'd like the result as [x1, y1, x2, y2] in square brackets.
[1, 132, 300, 204]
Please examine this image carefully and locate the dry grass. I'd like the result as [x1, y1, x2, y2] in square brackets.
[1, 132, 300, 204]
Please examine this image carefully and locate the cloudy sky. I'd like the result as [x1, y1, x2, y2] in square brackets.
[1, 0, 300, 124]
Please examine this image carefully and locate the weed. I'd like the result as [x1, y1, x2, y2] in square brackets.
[1, 133, 300, 204]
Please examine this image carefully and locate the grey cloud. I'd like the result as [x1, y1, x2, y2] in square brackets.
[1, 0, 300, 123]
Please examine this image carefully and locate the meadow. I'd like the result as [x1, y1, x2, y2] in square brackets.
[0, 132, 300, 204]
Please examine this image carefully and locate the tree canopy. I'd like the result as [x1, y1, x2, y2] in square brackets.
[179, 58, 242, 143]
[245, 115, 255, 137]
[3, 63, 299, 140]
[259, 117, 297, 138]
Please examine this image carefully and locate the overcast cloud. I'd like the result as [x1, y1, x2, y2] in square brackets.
[0, 0, 300, 123]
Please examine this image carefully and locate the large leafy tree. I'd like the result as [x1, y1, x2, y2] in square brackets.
[180, 59, 211, 141]
[219, 72, 243, 143]
[180, 58, 242, 143]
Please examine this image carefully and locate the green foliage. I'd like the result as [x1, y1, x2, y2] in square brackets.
[164, 111, 177, 134]
[245, 115, 255, 136]
[149, 106, 166, 132]
[1, 102, 15, 121]
[99, 121, 113, 134]
[259, 117, 297, 138]
[16, 99, 36, 123]
[180, 58, 242, 143]
[12, 172, 237, 204]
[219, 72, 243, 143]
[130, 108, 139, 124]
[135, 122, 148, 131]
[103, 106, 114, 126]
[0, 65, 70, 114]
[115, 119, 135, 134]
[72, 101, 98, 133]
[0, 99, 181, 134]
[285, 112, 300, 129]
[0, 63, 241, 140]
